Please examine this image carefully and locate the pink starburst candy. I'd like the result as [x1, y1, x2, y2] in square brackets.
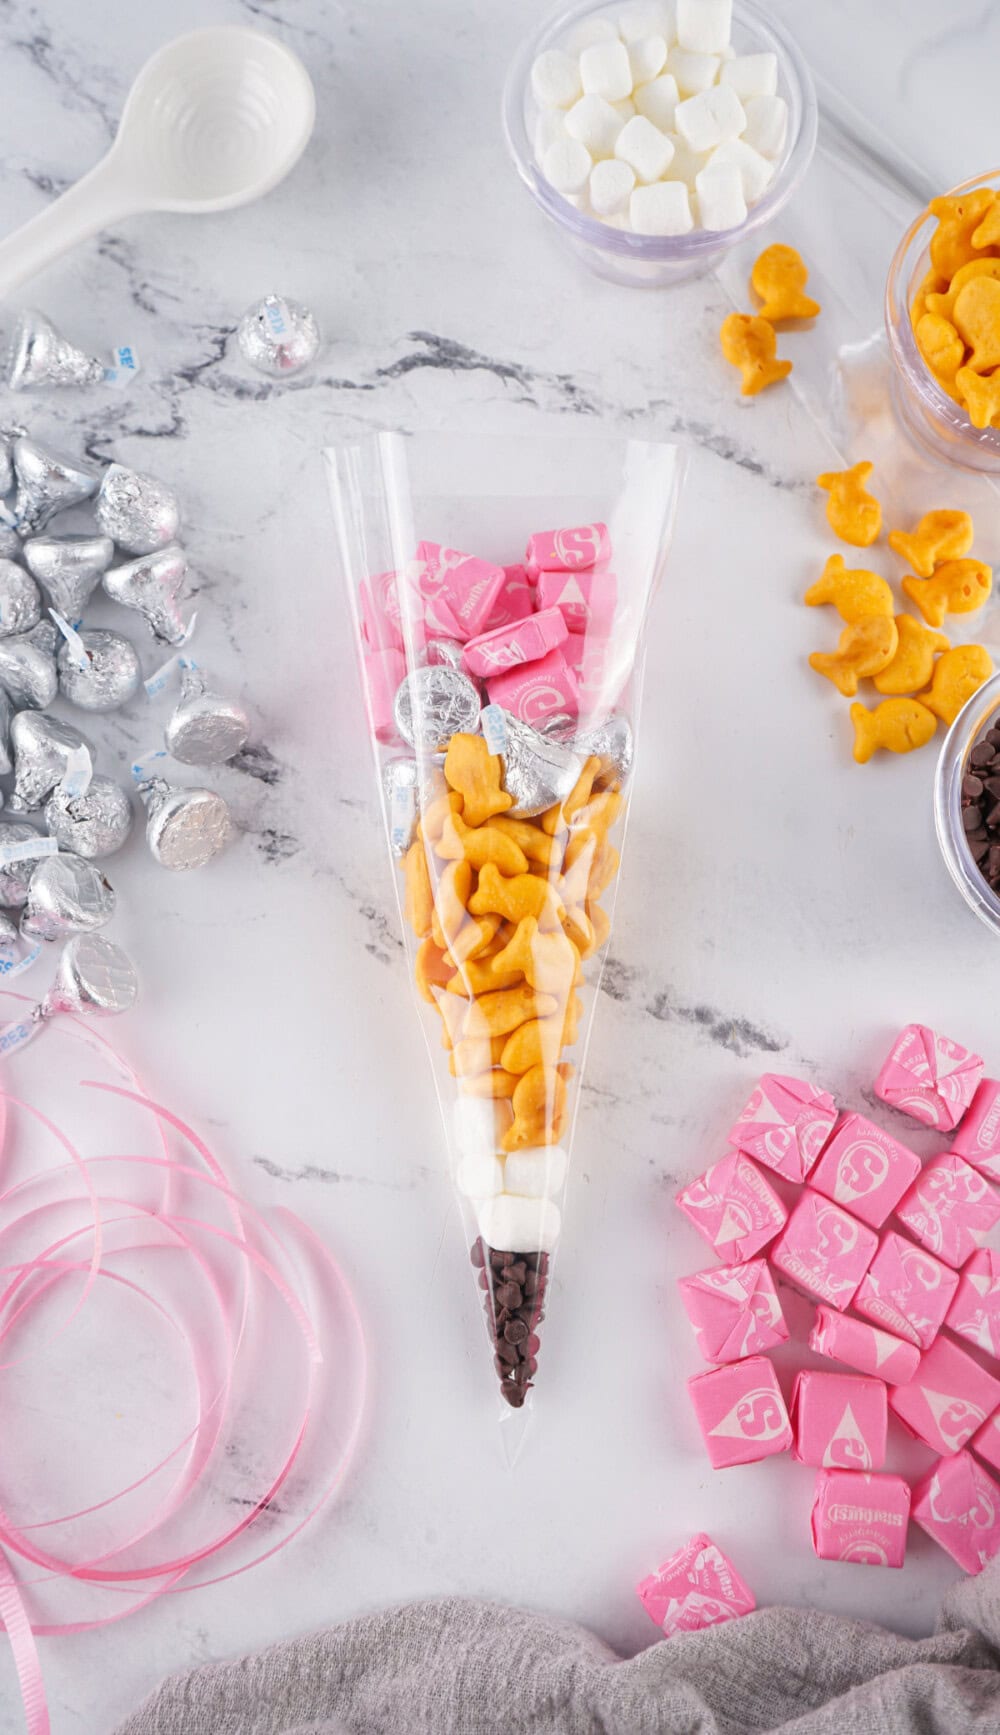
[809, 1306, 920, 1386]
[972, 1411, 1000, 1474]
[485, 647, 580, 728]
[790, 1369, 887, 1470]
[677, 1259, 789, 1364]
[676, 1151, 787, 1264]
[896, 1153, 1000, 1269]
[809, 1113, 920, 1229]
[415, 543, 506, 640]
[889, 1336, 1000, 1455]
[535, 568, 618, 635]
[727, 1073, 837, 1183]
[361, 646, 405, 744]
[873, 1024, 983, 1132]
[480, 564, 534, 634]
[525, 522, 611, 576]
[911, 1449, 1000, 1575]
[951, 1078, 1000, 1179]
[947, 1251, 1000, 1359]
[688, 1354, 792, 1469]
[852, 1230, 959, 1350]
[637, 1534, 756, 1636]
[462, 606, 568, 678]
[811, 1469, 910, 1567]
[769, 1191, 877, 1310]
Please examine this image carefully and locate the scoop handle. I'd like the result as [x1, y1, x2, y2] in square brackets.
[0, 156, 141, 299]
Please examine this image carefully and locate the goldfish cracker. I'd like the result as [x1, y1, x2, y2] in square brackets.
[449, 1034, 508, 1079]
[956, 365, 1000, 431]
[441, 912, 503, 970]
[443, 733, 512, 829]
[887, 509, 974, 578]
[572, 788, 624, 839]
[914, 314, 965, 390]
[540, 800, 569, 838]
[560, 992, 584, 1046]
[750, 243, 821, 323]
[436, 811, 528, 876]
[808, 616, 899, 698]
[403, 840, 434, 937]
[587, 840, 620, 901]
[720, 312, 792, 396]
[500, 1015, 566, 1077]
[919, 644, 994, 725]
[562, 757, 602, 822]
[414, 937, 455, 1002]
[953, 276, 1000, 373]
[467, 983, 559, 1039]
[901, 558, 992, 628]
[925, 257, 1000, 323]
[929, 188, 996, 280]
[491, 917, 578, 997]
[911, 265, 949, 323]
[816, 462, 882, 549]
[447, 953, 523, 996]
[804, 554, 894, 625]
[489, 815, 563, 868]
[430, 984, 474, 1049]
[973, 200, 1000, 250]
[460, 1070, 520, 1100]
[873, 615, 950, 696]
[587, 902, 611, 952]
[503, 1064, 571, 1152]
[468, 861, 564, 928]
[560, 833, 598, 910]
[849, 697, 938, 763]
[561, 904, 596, 956]
[421, 790, 463, 843]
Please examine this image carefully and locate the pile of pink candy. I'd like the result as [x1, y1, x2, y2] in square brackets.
[358, 524, 617, 737]
[640, 1024, 1000, 1637]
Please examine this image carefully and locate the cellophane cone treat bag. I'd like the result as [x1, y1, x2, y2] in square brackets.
[327, 430, 683, 1420]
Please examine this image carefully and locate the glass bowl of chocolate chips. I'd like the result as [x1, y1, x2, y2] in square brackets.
[936, 673, 1000, 933]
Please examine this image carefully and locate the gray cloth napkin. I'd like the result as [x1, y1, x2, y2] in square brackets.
[114, 1569, 1000, 1734]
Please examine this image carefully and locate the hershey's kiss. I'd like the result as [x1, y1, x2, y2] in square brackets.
[0, 824, 50, 905]
[424, 638, 466, 675]
[0, 558, 41, 638]
[0, 912, 18, 953]
[21, 853, 115, 942]
[8, 711, 94, 811]
[23, 532, 113, 621]
[135, 776, 231, 870]
[94, 462, 180, 555]
[568, 713, 634, 788]
[393, 666, 481, 752]
[7, 309, 105, 391]
[11, 436, 98, 535]
[0, 631, 58, 708]
[57, 628, 141, 712]
[44, 776, 132, 859]
[484, 706, 586, 819]
[163, 665, 250, 766]
[0, 528, 21, 560]
[103, 544, 188, 645]
[237, 294, 320, 377]
[40, 933, 138, 1019]
[0, 425, 23, 497]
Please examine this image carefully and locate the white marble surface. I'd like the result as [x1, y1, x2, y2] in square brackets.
[1, 0, 1000, 1728]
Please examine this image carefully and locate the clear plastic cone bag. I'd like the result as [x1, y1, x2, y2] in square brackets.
[326, 430, 684, 1422]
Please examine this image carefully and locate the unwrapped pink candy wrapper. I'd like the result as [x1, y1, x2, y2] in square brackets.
[911, 1450, 1000, 1575]
[810, 1469, 910, 1567]
[688, 1354, 793, 1469]
[873, 1024, 983, 1132]
[809, 1113, 920, 1230]
[951, 1077, 1000, 1179]
[896, 1153, 1000, 1269]
[852, 1230, 959, 1351]
[790, 1369, 888, 1470]
[889, 1335, 1000, 1456]
[809, 1305, 920, 1386]
[676, 1152, 787, 1264]
[769, 1191, 877, 1310]
[636, 1533, 756, 1635]
[947, 1250, 1000, 1359]
[677, 1259, 789, 1364]
[727, 1073, 837, 1182]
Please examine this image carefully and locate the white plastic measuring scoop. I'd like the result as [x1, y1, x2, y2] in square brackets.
[0, 26, 316, 299]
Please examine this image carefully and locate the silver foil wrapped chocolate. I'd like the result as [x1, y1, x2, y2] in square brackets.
[94, 462, 180, 555]
[44, 776, 132, 859]
[135, 776, 231, 870]
[0, 426, 22, 497]
[57, 628, 141, 712]
[0, 527, 21, 561]
[9, 711, 94, 811]
[40, 933, 138, 1018]
[102, 544, 188, 644]
[568, 714, 634, 787]
[424, 639, 465, 674]
[11, 436, 98, 535]
[486, 707, 586, 819]
[7, 310, 105, 391]
[0, 687, 14, 777]
[0, 631, 58, 708]
[393, 666, 481, 752]
[24, 533, 114, 621]
[0, 558, 41, 637]
[237, 294, 320, 377]
[21, 853, 115, 942]
[164, 665, 250, 766]
[0, 823, 51, 905]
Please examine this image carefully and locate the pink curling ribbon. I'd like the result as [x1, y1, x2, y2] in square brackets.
[0, 993, 368, 1735]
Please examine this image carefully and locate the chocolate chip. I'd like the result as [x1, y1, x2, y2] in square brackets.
[970, 836, 990, 864]
[964, 805, 984, 832]
[495, 1281, 522, 1310]
[477, 1270, 490, 1291]
[989, 845, 1000, 878]
[971, 743, 995, 767]
[491, 1249, 512, 1270]
[964, 774, 985, 800]
[500, 1379, 526, 1407]
[470, 1239, 486, 1269]
[504, 1318, 529, 1345]
[525, 1332, 541, 1356]
[502, 1260, 528, 1285]
[496, 1337, 518, 1365]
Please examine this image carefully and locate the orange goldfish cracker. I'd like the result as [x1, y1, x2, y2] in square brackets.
[901, 558, 992, 629]
[403, 840, 434, 937]
[914, 313, 965, 389]
[489, 815, 563, 868]
[953, 277, 1000, 373]
[956, 365, 1000, 431]
[502, 1064, 571, 1152]
[816, 462, 882, 549]
[446, 954, 522, 996]
[414, 937, 454, 1003]
[849, 698, 937, 764]
[804, 554, 894, 624]
[430, 985, 474, 1049]
[460, 1070, 520, 1100]
[467, 983, 559, 1039]
[500, 1015, 566, 1076]
[560, 993, 584, 1046]
[449, 1034, 507, 1078]
[587, 902, 611, 952]
[929, 188, 996, 280]
[750, 244, 821, 323]
[808, 616, 899, 698]
[873, 615, 950, 696]
[573, 789, 624, 839]
[925, 257, 1000, 323]
[588, 841, 620, 901]
[436, 812, 528, 876]
[920, 644, 994, 725]
[973, 201, 1000, 250]
[421, 790, 463, 843]
[443, 733, 512, 828]
[720, 313, 792, 396]
[442, 912, 502, 969]
[491, 916, 578, 997]
[540, 800, 569, 838]
[911, 265, 949, 323]
[561, 904, 596, 956]
[468, 861, 564, 928]
[563, 757, 603, 822]
[888, 509, 974, 579]
[560, 837, 597, 911]
[430, 857, 473, 951]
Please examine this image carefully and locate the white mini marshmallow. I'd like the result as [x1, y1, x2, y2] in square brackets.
[531, 48, 583, 110]
[535, 109, 568, 158]
[456, 1152, 504, 1201]
[742, 93, 789, 159]
[612, 96, 637, 119]
[615, 114, 675, 182]
[667, 47, 720, 95]
[676, 0, 732, 54]
[708, 137, 774, 204]
[542, 136, 593, 194]
[720, 51, 778, 100]
[580, 39, 634, 102]
[695, 160, 748, 231]
[619, 2, 675, 45]
[663, 132, 711, 186]
[675, 83, 746, 152]
[590, 157, 636, 216]
[565, 93, 627, 159]
[477, 1194, 562, 1255]
[634, 71, 680, 129]
[504, 1145, 570, 1200]
[628, 33, 668, 86]
[567, 16, 621, 53]
[630, 179, 693, 235]
[452, 1096, 503, 1163]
